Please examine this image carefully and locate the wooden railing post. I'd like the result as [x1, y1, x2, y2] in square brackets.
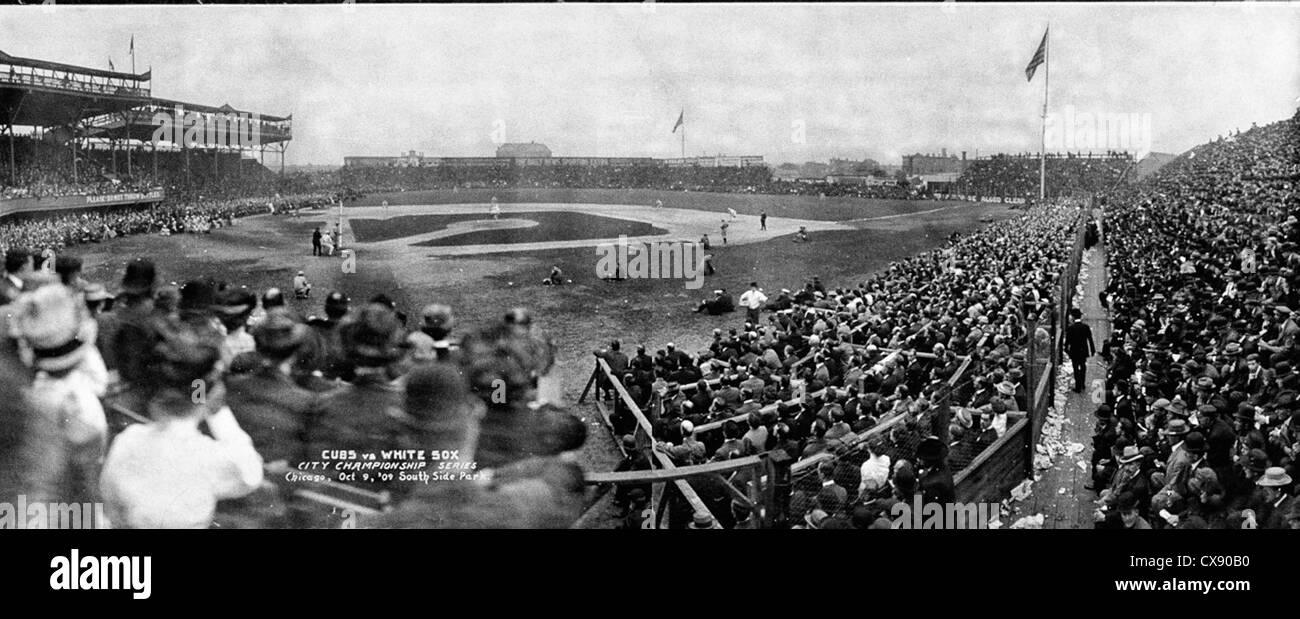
[764, 449, 794, 529]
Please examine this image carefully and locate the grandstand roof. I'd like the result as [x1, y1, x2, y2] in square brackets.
[0, 49, 151, 82]
[150, 98, 291, 123]
[83, 99, 293, 146]
[0, 85, 151, 129]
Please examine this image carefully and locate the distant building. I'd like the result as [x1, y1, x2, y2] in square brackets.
[901, 149, 969, 176]
[495, 142, 552, 158]
[826, 174, 897, 186]
[662, 155, 765, 168]
[343, 150, 424, 167]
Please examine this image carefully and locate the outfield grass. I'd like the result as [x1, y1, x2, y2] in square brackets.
[352, 187, 968, 222]
[69, 190, 1018, 525]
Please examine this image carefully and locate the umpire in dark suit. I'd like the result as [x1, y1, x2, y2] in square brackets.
[1064, 307, 1096, 393]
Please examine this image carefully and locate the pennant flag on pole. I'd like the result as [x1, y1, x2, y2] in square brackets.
[672, 109, 684, 133]
[130, 35, 135, 56]
[108, 58, 115, 71]
[1025, 29, 1047, 82]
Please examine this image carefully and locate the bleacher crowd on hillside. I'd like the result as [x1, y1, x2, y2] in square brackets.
[955, 152, 1132, 200]
[1087, 111, 1300, 529]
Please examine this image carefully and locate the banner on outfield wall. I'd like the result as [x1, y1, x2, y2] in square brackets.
[934, 194, 1029, 205]
[0, 189, 166, 219]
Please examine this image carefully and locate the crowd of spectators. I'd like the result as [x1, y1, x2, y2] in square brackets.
[339, 161, 933, 203]
[596, 203, 1083, 528]
[0, 247, 588, 528]
[339, 162, 774, 194]
[1090, 110, 1300, 529]
[0, 194, 334, 258]
[955, 152, 1133, 200]
[1, 136, 296, 201]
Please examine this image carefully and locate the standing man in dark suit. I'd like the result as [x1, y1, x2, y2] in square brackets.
[1064, 307, 1096, 393]
[916, 437, 955, 505]
[311, 227, 322, 256]
[593, 339, 629, 400]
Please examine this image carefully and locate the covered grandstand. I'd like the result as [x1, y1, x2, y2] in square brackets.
[1, 49, 292, 216]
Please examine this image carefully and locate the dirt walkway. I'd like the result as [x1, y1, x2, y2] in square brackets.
[1011, 242, 1111, 529]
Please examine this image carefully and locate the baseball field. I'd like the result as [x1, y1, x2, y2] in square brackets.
[70, 188, 1020, 494]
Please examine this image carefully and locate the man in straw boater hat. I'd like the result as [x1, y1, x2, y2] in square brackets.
[1232, 467, 1295, 530]
[13, 278, 111, 506]
[99, 317, 264, 528]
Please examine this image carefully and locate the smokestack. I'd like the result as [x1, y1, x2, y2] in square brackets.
[962, 151, 967, 161]
[942, 148, 947, 158]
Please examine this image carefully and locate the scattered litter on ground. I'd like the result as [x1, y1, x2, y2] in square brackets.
[1010, 479, 1034, 502]
[1011, 514, 1045, 529]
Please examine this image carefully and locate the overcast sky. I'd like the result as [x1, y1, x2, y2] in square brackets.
[3, 3, 1297, 166]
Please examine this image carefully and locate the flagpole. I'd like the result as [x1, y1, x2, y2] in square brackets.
[1039, 24, 1049, 202]
[681, 110, 686, 159]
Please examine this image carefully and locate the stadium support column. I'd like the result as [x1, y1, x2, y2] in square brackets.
[121, 111, 132, 178]
[4, 94, 20, 183]
[1038, 25, 1050, 203]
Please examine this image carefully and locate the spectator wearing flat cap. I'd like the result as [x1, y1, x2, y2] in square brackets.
[306, 290, 352, 382]
[213, 287, 257, 367]
[226, 308, 319, 468]
[305, 303, 411, 491]
[371, 364, 584, 529]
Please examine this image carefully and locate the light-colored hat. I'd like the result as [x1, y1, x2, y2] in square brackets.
[1118, 445, 1143, 464]
[15, 284, 92, 373]
[1257, 467, 1293, 488]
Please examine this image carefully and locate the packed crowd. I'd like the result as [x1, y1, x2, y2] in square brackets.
[339, 162, 774, 194]
[0, 246, 588, 528]
[339, 162, 931, 203]
[1, 136, 291, 201]
[765, 179, 917, 201]
[1089, 110, 1300, 529]
[955, 152, 1133, 200]
[596, 203, 1083, 528]
[0, 194, 335, 257]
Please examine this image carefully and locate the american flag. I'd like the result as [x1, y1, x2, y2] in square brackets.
[1025, 28, 1048, 82]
